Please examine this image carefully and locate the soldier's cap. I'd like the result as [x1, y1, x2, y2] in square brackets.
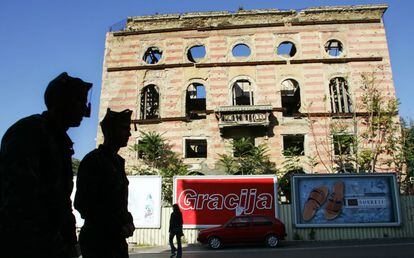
[44, 72, 93, 109]
[100, 108, 132, 130]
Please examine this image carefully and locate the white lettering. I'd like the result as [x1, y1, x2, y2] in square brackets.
[178, 188, 273, 213]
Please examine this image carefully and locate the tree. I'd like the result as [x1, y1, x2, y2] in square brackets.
[217, 138, 277, 175]
[132, 131, 188, 205]
[400, 119, 414, 194]
[278, 147, 305, 203]
[72, 158, 80, 175]
[307, 66, 403, 175]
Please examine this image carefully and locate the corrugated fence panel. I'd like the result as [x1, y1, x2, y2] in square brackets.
[125, 196, 414, 246]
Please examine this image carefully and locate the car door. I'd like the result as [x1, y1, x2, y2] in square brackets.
[220, 216, 251, 244]
[248, 216, 274, 243]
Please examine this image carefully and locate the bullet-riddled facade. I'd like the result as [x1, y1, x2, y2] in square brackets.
[99, 4, 398, 175]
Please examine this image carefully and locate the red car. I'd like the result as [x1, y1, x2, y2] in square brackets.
[197, 215, 286, 249]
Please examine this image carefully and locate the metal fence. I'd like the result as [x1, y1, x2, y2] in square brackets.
[126, 195, 414, 245]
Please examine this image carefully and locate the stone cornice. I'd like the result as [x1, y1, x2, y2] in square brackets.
[113, 4, 387, 36]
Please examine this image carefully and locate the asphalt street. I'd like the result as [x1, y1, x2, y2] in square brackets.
[128, 238, 414, 258]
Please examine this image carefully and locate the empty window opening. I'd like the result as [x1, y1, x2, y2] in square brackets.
[232, 79, 254, 105]
[283, 135, 304, 156]
[232, 44, 251, 57]
[143, 47, 162, 64]
[329, 77, 352, 113]
[140, 85, 159, 119]
[333, 135, 354, 155]
[186, 83, 206, 119]
[325, 40, 343, 57]
[185, 139, 207, 158]
[277, 41, 297, 58]
[233, 137, 255, 158]
[187, 45, 206, 63]
[281, 79, 301, 116]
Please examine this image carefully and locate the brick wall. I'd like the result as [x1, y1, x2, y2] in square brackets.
[99, 5, 398, 174]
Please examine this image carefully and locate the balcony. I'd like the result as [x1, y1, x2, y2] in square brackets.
[215, 105, 273, 128]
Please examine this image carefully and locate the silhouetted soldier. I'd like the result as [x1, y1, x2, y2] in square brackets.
[0, 72, 92, 258]
[75, 108, 134, 258]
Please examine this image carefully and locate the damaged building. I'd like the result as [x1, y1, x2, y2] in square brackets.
[98, 4, 398, 175]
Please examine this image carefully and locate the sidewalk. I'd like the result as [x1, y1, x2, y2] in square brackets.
[129, 238, 414, 254]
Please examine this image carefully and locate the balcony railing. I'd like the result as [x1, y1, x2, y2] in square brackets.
[215, 105, 273, 128]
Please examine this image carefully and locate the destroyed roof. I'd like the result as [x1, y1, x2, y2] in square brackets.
[120, 4, 388, 33]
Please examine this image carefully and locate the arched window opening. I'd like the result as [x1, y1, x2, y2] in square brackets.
[232, 79, 253, 106]
[140, 85, 159, 119]
[329, 77, 352, 113]
[277, 41, 297, 58]
[187, 45, 206, 63]
[325, 40, 343, 57]
[143, 47, 162, 64]
[186, 83, 206, 119]
[281, 79, 301, 117]
[232, 44, 251, 57]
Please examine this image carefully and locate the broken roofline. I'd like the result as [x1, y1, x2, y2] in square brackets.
[127, 4, 388, 21]
[122, 4, 388, 31]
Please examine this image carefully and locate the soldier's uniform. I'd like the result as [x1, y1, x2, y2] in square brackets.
[75, 144, 134, 258]
[0, 112, 77, 258]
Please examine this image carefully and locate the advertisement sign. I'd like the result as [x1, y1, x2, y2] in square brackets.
[173, 175, 278, 228]
[292, 173, 401, 228]
[72, 175, 162, 228]
[128, 176, 162, 228]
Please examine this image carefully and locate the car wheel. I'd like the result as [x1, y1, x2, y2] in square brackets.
[208, 236, 221, 249]
[265, 234, 279, 248]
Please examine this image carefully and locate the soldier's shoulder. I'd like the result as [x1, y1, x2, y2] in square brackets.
[80, 148, 101, 163]
[1, 114, 45, 145]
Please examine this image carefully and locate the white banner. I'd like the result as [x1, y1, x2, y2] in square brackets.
[71, 175, 162, 228]
[128, 176, 162, 228]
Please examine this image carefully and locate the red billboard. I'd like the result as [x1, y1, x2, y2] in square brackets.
[173, 175, 278, 228]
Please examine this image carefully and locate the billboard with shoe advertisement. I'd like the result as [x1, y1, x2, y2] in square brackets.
[173, 175, 278, 228]
[291, 173, 402, 227]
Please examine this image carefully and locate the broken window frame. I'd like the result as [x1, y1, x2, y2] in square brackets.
[277, 41, 297, 58]
[232, 43, 251, 57]
[187, 45, 206, 63]
[281, 79, 301, 117]
[143, 46, 163, 64]
[186, 82, 207, 119]
[140, 84, 159, 120]
[283, 134, 305, 156]
[329, 77, 353, 114]
[325, 39, 343, 57]
[333, 134, 354, 156]
[232, 79, 254, 106]
[185, 139, 207, 158]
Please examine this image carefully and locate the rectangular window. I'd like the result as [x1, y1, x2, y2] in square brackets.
[185, 139, 207, 158]
[228, 216, 250, 228]
[333, 135, 354, 155]
[252, 216, 273, 226]
[283, 135, 305, 156]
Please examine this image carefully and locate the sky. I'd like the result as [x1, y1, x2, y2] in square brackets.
[0, 0, 413, 159]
